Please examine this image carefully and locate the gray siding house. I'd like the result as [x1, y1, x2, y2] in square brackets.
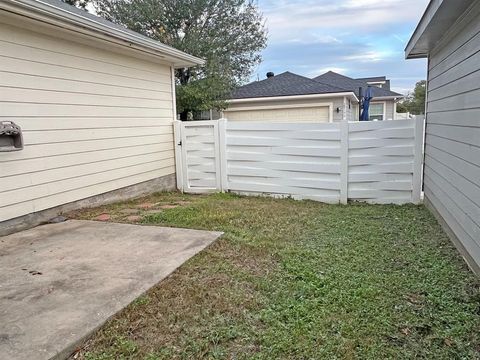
[406, 0, 480, 274]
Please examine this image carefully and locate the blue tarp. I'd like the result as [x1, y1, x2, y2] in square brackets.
[360, 86, 373, 121]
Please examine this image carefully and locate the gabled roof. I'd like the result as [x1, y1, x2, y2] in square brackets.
[355, 76, 386, 82]
[313, 71, 402, 98]
[230, 72, 351, 100]
[0, 0, 204, 67]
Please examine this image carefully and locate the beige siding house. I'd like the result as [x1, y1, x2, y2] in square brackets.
[224, 71, 402, 122]
[0, 0, 203, 235]
[406, 0, 480, 274]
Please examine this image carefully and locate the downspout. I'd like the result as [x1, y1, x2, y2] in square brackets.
[393, 98, 397, 120]
[171, 66, 177, 121]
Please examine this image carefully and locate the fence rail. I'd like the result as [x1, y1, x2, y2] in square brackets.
[175, 118, 424, 204]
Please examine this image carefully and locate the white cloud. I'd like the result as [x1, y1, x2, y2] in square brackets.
[254, 0, 429, 92]
[261, 0, 429, 44]
[342, 0, 402, 9]
[287, 34, 342, 45]
[342, 51, 392, 62]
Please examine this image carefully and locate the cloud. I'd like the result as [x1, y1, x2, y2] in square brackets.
[252, 0, 430, 92]
[342, 51, 391, 63]
[260, 0, 429, 43]
[288, 34, 342, 45]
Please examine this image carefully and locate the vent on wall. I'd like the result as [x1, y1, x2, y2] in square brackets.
[0, 121, 24, 152]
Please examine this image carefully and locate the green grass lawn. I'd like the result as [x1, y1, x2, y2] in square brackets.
[70, 192, 480, 360]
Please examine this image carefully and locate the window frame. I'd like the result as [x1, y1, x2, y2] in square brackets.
[369, 102, 386, 121]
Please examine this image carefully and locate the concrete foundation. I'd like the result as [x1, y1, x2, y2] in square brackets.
[0, 173, 176, 237]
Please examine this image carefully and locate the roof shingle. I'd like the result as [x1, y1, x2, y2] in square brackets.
[230, 72, 349, 99]
[313, 71, 402, 98]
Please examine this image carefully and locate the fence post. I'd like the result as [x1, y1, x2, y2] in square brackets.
[173, 120, 184, 192]
[340, 97, 349, 204]
[412, 115, 425, 204]
[218, 118, 228, 192]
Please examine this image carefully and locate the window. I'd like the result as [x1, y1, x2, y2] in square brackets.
[369, 103, 384, 121]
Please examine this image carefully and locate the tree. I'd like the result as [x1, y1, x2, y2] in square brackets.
[94, 0, 267, 120]
[397, 80, 426, 115]
[61, 0, 90, 9]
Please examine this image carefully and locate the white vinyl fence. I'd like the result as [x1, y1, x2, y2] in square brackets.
[174, 118, 424, 204]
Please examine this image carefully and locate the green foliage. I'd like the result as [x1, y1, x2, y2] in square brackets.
[85, 336, 137, 359]
[396, 101, 408, 113]
[397, 80, 427, 115]
[94, 0, 267, 119]
[175, 76, 229, 115]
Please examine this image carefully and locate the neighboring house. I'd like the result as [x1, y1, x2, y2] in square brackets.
[0, 0, 203, 235]
[314, 71, 403, 121]
[406, 0, 480, 274]
[223, 71, 402, 122]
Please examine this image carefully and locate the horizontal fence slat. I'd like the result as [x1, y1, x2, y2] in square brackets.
[348, 119, 414, 131]
[348, 127, 414, 140]
[349, 155, 414, 166]
[178, 118, 421, 205]
[227, 121, 340, 131]
[227, 136, 340, 147]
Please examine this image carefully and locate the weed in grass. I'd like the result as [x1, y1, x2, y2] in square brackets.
[71, 193, 480, 360]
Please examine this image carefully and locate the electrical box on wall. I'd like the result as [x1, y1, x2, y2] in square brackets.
[0, 121, 24, 152]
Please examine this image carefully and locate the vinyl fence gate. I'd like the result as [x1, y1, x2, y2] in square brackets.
[174, 118, 424, 204]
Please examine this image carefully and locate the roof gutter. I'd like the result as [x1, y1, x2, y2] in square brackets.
[228, 92, 360, 104]
[0, 0, 205, 67]
[371, 95, 404, 101]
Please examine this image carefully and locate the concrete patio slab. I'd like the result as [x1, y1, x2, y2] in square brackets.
[0, 220, 222, 360]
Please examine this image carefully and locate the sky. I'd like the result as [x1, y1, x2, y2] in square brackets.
[253, 0, 430, 94]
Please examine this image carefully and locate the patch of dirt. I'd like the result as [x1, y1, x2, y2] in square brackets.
[95, 213, 110, 221]
[157, 204, 178, 209]
[136, 203, 155, 209]
[119, 209, 140, 215]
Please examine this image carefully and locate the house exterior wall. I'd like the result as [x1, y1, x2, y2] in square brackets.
[423, 5, 480, 273]
[0, 14, 176, 223]
[385, 101, 395, 120]
[224, 96, 354, 122]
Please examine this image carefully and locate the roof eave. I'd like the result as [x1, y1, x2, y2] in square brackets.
[1, 0, 205, 67]
[228, 92, 359, 104]
[371, 95, 404, 101]
[405, 0, 474, 60]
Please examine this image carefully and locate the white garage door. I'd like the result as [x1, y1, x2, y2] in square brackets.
[225, 106, 330, 122]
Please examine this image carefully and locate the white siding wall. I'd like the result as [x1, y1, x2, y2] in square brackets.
[0, 15, 175, 222]
[424, 5, 480, 271]
[385, 101, 395, 120]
